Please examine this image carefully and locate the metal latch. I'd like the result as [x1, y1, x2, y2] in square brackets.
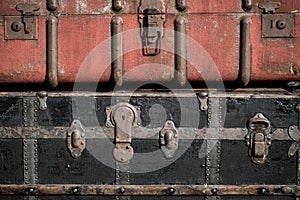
[246, 113, 272, 164]
[160, 120, 179, 159]
[138, 0, 166, 56]
[67, 120, 86, 159]
[111, 103, 138, 163]
[288, 103, 300, 158]
[259, 1, 294, 38]
[5, 3, 40, 40]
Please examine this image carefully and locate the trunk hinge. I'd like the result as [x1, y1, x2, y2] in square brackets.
[138, 0, 166, 56]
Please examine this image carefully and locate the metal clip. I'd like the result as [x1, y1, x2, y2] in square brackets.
[67, 120, 86, 159]
[36, 91, 47, 111]
[5, 3, 39, 40]
[259, 1, 294, 38]
[160, 120, 178, 159]
[111, 103, 137, 163]
[138, 0, 166, 56]
[198, 92, 208, 111]
[288, 103, 300, 158]
[246, 113, 272, 164]
[258, 1, 281, 14]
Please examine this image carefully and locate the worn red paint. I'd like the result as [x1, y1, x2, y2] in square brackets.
[0, 0, 300, 85]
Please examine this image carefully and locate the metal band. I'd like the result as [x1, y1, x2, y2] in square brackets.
[0, 184, 297, 196]
[0, 126, 290, 140]
[47, 16, 58, 87]
[239, 17, 251, 87]
[175, 16, 187, 86]
[111, 16, 123, 86]
[116, 161, 131, 200]
[206, 97, 222, 200]
[23, 98, 38, 200]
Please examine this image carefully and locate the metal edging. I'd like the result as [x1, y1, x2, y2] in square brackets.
[238, 17, 251, 87]
[175, 16, 187, 86]
[111, 16, 123, 86]
[0, 184, 298, 196]
[46, 16, 58, 87]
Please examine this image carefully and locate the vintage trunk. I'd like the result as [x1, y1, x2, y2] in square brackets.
[0, 89, 299, 199]
[0, 0, 300, 86]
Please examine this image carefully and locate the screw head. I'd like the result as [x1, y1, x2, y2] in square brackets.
[120, 187, 126, 194]
[168, 187, 175, 194]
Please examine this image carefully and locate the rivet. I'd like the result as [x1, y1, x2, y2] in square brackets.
[73, 188, 78, 193]
[120, 187, 126, 194]
[168, 187, 175, 194]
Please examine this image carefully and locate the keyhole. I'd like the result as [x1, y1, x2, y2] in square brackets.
[11, 21, 22, 32]
[122, 115, 125, 120]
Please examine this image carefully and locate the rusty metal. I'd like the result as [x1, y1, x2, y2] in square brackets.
[0, 184, 298, 196]
[239, 17, 251, 87]
[111, 103, 136, 163]
[206, 98, 222, 187]
[5, 3, 39, 40]
[0, 126, 291, 141]
[242, 0, 252, 11]
[47, 0, 60, 11]
[246, 113, 272, 164]
[198, 92, 208, 111]
[36, 91, 48, 111]
[262, 14, 294, 38]
[176, 0, 187, 11]
[106, 105, 141, 128]
[258, 1, 281, 14]
[47, 16, 58, 87]
[160, 120, 179, 159]
[67, 120, 86, 159]
[138, 0, 166, 56]
[111, 16, 123, 86]
[175, 16, 187, 86]
[112, 0, 123, 12]
[288, 103, 300, 158]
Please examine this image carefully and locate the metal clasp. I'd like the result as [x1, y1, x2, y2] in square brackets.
[246, 113, 272, 164]
[160, 120, 179, 159]
[67, 120, 86, 159]
[138, 0, 166, 56]
[5, 3, 39, 40]
[259, 1, 294, 38]
[111, 103, 137, 163]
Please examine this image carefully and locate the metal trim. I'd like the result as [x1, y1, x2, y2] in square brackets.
[111, 16, 123, 86]
[175, 16, 187, 86]
[239, 17, 251, 87]
[46, 16, 58, 87]
[0, 184, 298, 196]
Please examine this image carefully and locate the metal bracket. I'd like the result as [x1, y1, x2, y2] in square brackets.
[160, 120, 178, 159]
[259, 1, 294, 38]
[288, 103, 300, 158]
[67, 120, 86, 159]
[246, 113, 272, 164]
[198, 92, 208, 111]
[138, 0, 166, 56]
[110, 103, 136, 163]
[36, 91, 47, 111]
[5, 3, 39, 40]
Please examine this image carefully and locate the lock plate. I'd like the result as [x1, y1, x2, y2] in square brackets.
[262, 14, 294, 38]
[5, 16, 37, 40]
[5, 3, 39, 40]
